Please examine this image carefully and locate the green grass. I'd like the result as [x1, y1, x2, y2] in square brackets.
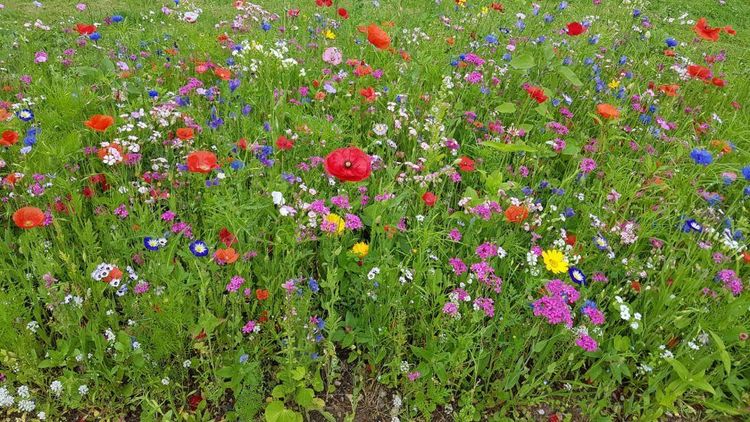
[0, 0, 749, 421]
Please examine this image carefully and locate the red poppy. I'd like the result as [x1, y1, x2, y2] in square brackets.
[631, 280, 641, 293]
[458, 156, 475, 172]
[214, 247, 239, 265]
[743, 251, 750, 264]
[693, 17, 724, 42]
[324, 147, 372, 182]
[1, 130, 19, 147]
[316, 0, 332, 6]
[12, 207, 45, 229]
[524, 85, 547, 103]
[337, 8, 349, 19]
[421, 192, 437, 207]
[359, 24, 391, 50]
[256, 289, 269, 300]
[566, 22, 586, 36]
[186, 151, 218, 173]
[236, 138, 248, 150]
[504, 205, 528, 223]
[596, 103, 620, 120]
[187, 392, 203, 412]
[491, 2, 504, 11]
[75, 23, 96, 35]
[687, 65, 711, 80]
[84, 114, 115, 132]
[276, 135, 294, 150]
[219, 227, 237, 247]
[214, 67, 231, 81]
[658, 84, 679, 97]
[711, 77, 726, 87]
[360, 87, 376, 102]
[565, 233, 577, 246]
[176, 127, 194, 140]
[288, 9, 300, 17]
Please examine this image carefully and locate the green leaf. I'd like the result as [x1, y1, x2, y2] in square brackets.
[294, 388, 320, 410]
[265, 401, 303, 422]
[291, 366, 307, 381]
[709, 331, 731, 375]
[483, 141, 539, 154]
[510, 53, 535, 70]
[100, 58, 116, 74]
[542, 44, 555, 64]
[691, 377, 716, 395]
[667, 359, 690, 382]
[558, 66, 583, 87]
[496, 102, 517, 113]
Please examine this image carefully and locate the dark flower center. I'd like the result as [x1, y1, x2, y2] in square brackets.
[344, 161, 352, 168]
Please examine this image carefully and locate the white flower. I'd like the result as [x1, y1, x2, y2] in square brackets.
[271, 191, 285, 206]
[17, 385, 29, 398]
[183, 360, 192, 368]
[161, 377, 170, 385]
[0, 387, 13, 408]
[37, 411, 46, 420]
[50, 381, 62, 396]
[373, 123, 388, 136]
[78, 385, 89, 396]
[18, 399, 35, 412]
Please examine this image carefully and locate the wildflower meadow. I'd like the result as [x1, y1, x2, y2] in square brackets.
[1, 0, 750, 420]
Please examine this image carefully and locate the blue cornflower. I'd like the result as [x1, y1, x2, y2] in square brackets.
[690, 148, 713, 166]
[563, 207, 575, 218]
[148, 90, 159, 98]
[633, 9, 641, 17]
[89, 33, 101, 41]
[261, 22, 271, 31]
[308, 278, 319, 293]
[741, 166, 750, 181]
[666, 38, 677, 47]
[485, 34, 498, 44]
[189, 240, 209, 257]
[111, 15, 124, 23]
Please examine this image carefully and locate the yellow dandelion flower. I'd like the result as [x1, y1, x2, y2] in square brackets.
[542, 249, 569, 274]
[352, 242, 369, 259]
[323, 29, 336, 40]
[608, 79, 620, 89]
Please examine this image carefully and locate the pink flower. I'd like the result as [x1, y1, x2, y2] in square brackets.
[134, 282, 150, 294]
[322, 47, 342, 65]
[576, 334, 598, 352]
[34, 51, 48, 64]
[242, 320, 258, 334]
[407, 371, 421, 382]
[442, 302, 459, 317]
[76, 3, 87, 11]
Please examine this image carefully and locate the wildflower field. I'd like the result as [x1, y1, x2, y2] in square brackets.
[1, 0, 750, 420]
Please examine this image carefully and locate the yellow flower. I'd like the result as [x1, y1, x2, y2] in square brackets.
[542, 249, 569, 274]
[352, 242, 369, 259]
[323, 29, 336, 40]
[325, 213, 345, 235]
[608, 79, 621, 89]
[481, 6, 488, 14]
